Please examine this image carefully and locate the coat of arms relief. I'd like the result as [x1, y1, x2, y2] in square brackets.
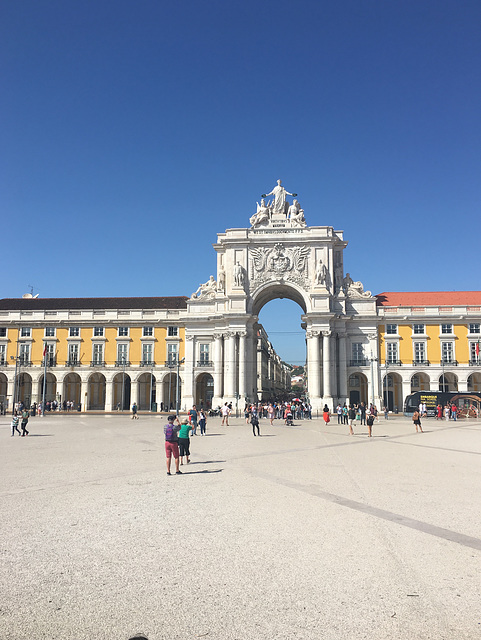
[249, 243, 310, 291]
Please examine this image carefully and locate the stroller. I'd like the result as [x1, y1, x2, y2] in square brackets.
[285, 410, 293, 426]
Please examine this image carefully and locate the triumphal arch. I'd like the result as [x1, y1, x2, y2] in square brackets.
[185, 180, 380, 411]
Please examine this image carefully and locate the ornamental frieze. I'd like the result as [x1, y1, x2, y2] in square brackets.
[249, 243, 310, 291]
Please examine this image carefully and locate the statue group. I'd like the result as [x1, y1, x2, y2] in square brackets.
[250, 180, 306, 228]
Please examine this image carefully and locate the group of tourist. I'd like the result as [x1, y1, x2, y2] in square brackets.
[163, 404, 208, 475]
[10, 408, 30, 437]
[434, 403, 458, 421]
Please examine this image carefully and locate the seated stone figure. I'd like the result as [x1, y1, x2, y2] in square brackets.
[250, 199, 271, 227]
[191, 275, 217, 299]
[288, 199, 306, 227]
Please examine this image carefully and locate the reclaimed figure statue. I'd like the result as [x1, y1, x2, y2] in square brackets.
[192, 275, 217, 299]
[315, 259, 328, 285]
[342, 273, 372, 298]
[342, 273, 354, 296]
[250, 199, 271, 227]
[217, 265, 225, 292]
[262, 180, 294, 215]
[233, 261, 245, 287]
[288, 199, 306, 226]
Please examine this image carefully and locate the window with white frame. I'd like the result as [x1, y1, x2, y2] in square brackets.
[69, 327, 80, 337]
[45, 327, 55, 337]
[167, 343, 178, 364]
[0, 344, 5, 364]
[68, 343, 79, 364]
[413, 324, 425, 334]
[21, 327, 31, 337]
[386, 324, 397, 335]
[386, 342, 398, 364]
[167, 326, 178, 337]
[142, 343, 153, 364]
[469, 323, 480, 334]
[118, 327, 129, 337]
[143, 326, 153, 337]
[44, 343, 55, 365]
[19, 343, 30, 364]
[441, 342, 454, 363]
[470, 342, 479, 362]
[414, 342, 426, 363]
[199, 343, 210, 364]
[117, 343, 128, 364]
[351, 342, 364, 364]
[441, 324, 453, 334]
[93, 327, 104, 337]
[92, 344, 104, 365]
[0, 328, 7, 337]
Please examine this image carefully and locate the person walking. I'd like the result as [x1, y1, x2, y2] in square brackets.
[164, 415, 182, 475]
[268, 403, 275, 425]
[360, 402, 366, 425]
[413, 409, 423, 433]
[348, 406, 356, 435]
[251, 407, 260, 436]
[342, 404, 348, 425]
[198, 409, 207, 435]
[188, 405, 198, 435]
[221, 402, 231, 426]
[323, 404, 330, 425]
[451, 403, 457, 421]
[21, 408, 30, 436]
[367, 412, 374, 437]
[178, 418, 192, 465]
[11, 413, 21, 436]
[131, 403, 138, 419]
[336, 404, 342, 424]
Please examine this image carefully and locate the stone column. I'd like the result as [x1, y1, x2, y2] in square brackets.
[322, 331, 333, 406]
[224, 332, 236, 399]
[7, 377, 15, 411]
[307, 330, 320, 407]
[183, 335, 195, 408]
[368, 332, 381, 407]
[80, 378, 88, 411]
[238, 331, 247, 399]
[213, 333, 224, 403]
[338, 333, 348, 403]
[105, 378, 113, 410]
[130, 374, 139, 408]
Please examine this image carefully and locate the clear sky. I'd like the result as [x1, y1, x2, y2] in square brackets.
[2, 0, 480, 365]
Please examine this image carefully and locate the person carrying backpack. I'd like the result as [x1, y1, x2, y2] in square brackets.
[164, 415, 182, 475]
[367, 413, 374, 437]
[11, 414, 21, 436]
[21, 409, 30, 436]
[251, 408, 260, 436]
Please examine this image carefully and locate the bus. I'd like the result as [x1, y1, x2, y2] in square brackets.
[404, 391, 481, 418]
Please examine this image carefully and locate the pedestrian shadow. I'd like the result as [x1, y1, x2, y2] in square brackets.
[182, 469, 223, 474]
[188, 460, 225, 465]
[25, 434, 54, 437]
[203, 433, 225, 437]
[255, 434, 276, 437]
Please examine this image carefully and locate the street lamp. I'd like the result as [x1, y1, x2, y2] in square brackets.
[121, 354, 126, 412]
[369, 351, 378, 406]
[175, 357, 185, 416]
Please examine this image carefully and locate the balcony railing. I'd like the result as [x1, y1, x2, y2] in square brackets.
[441, 359, 458, 366]
[386, 360, 403, 366]
[469, 360, 481, 366]
[66, 359, 80, 367]
[90, 360, 106, 367]
[41, 358, 57, 367]
[165, 359, 179, 367]
[140, 360, 155, 367]
[349, 359, 368, 367]
[412, 360, 430, 366]
[115, 360, 131, 367]
[18, 359, 32, 367]
[197, 360, 213, 367]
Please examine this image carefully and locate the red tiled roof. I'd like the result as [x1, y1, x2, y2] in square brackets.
[376, 292, 481, 307]
[0, 297, 189, 311]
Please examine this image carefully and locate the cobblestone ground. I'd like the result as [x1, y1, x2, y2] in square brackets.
[1, 412, 480, 640]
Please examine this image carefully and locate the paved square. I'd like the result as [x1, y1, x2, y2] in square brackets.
[1, 413, 480, 640]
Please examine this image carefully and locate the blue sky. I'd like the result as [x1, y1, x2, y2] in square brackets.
[2, 0, 480, 365]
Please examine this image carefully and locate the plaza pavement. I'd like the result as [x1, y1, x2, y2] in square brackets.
[0, 411, 480, 640]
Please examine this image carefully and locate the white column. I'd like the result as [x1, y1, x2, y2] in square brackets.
[338, 333, 348, 403]
[183, 335, 195, 407]
[368, 333, 381, 407]
[238, 331, 246, 399]
[81, 379, 88, 411]
[213, 333, 224, 403]
[7, 377, 15, 411]
[224, 332, 236, 399]
[307, 330, 320, 406]
[322, 331, 333, 405]
[105, 378, 113, 410]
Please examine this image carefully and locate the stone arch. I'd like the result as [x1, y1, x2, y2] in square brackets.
[195, 372, 214, 409]
[439, 372, 458, 392]
[250, 281, 309, 316]
[0, 373, 7, 407]
[63, 373, 81, 405]
[137, 372, 156, 411]
[37, 372, 57, 404]
[162, 372, 181, 412]
[411, 372, 430, 392]
[467, 373, 481, 392]
[88, 372, 106, 410]
[382, 371, 403, 411]
[348, 372, 368, 406]
[16, 372, 32, 408]
[112, 372, 131, 410]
